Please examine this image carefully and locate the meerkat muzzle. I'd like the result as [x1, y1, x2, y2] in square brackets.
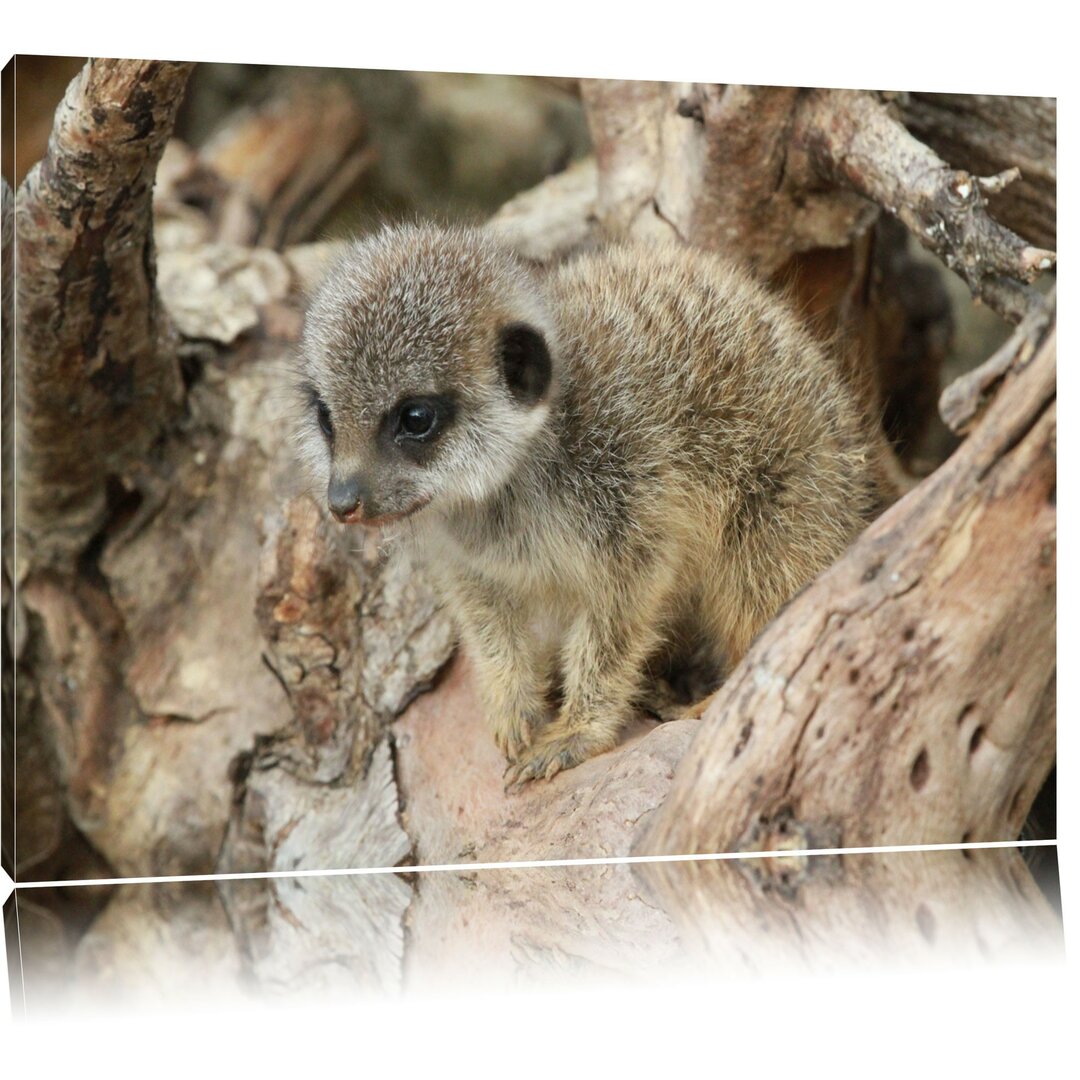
[331, 494, 432, 528]
[327, 473, 366, 521]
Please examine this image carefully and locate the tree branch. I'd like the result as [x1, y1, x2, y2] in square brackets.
[194, 74, 375, 249]
[940, 287, 1055, 435]
[898, 93, 1056, 250]
[794, 88, 1055, 323]
[16, 59, 193, 568]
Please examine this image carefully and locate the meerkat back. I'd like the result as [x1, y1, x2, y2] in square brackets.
[544, 243, 894, 653]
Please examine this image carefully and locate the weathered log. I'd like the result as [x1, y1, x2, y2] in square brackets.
[940, 287, 1055, 435]
[232, 491, 454, 798]
[392, 653, 698, 865]
[7, 844, 1062, 1007]
[580, 80, 876, 270]
[579, 82, 1052, 328]
[15, 60, 193, 568]
[487, 156, 599, 263]
[638, 315, 1055, 858]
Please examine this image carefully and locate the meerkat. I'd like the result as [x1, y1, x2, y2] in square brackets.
[299, 222, 896, 787]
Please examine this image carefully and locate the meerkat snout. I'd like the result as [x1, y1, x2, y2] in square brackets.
[327, 472, 365, 522]
[299, 222, 897, 787]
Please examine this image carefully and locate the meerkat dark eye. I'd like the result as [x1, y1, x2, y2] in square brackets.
[315, 398, 334, 441]
[498, 322, 551, 406]
[393, 396, 451, 446]
[401, 402, 436, 436]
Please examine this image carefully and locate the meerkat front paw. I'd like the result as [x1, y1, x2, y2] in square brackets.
[503, 720, 615, 791]
[492, 711, 537, 761]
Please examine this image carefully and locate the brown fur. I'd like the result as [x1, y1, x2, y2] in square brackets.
[299, 223, 896, 785]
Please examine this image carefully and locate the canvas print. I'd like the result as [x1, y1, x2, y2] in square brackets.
[1, 60, 1058, 991]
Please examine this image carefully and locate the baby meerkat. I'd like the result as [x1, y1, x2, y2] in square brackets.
[299, 223, 896, 786]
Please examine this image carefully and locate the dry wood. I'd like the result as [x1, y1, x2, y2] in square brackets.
[391, 653, 699, 865]
[196, 75, 375, 249]
[794, 88, 1055, 323]
[13, 843, 1061, 1005]
[216, 739, 413, 995]
[635, 847, 1062, 974]
[940, 288, 1055, 435]
[638, 319, 1055, 858]
[9, 58, 453, 881]
[579, 82, 1053, 327]
[252, 494, 454, 786]
[15, 60, 193, 568]
[487, 156, 599, 262]
[899, 93, 1056, 250]
[580, 80, 876, 271]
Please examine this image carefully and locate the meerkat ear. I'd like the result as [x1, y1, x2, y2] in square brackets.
[498, 322, 552, 406]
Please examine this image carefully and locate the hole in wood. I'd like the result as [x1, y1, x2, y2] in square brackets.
[848, 668, 859, 684]
[903, 625, 916, 643]
[910, 748, 930, 791]
[968, 725, 985, 755]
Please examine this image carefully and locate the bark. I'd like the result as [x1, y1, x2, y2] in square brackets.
[580, 80, 877, 270]
[794, 89, 1054, 323]
[939, 287, 1055, 435]
[9, 844, 1061, 1005]
[11, 60, 447, 878]
[390, 652, 699, 865]
[15, 60, 192, 569]
[487, 156, 599, 263]
[633, 846, 1061, 975]
[899, 93, 1056, 250]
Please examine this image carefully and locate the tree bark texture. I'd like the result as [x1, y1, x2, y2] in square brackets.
[579, 82, 1054, 312]
[898, 93, 1056, 251]
[10, 844, 1062, 1004]
[15, 60, 192, 568]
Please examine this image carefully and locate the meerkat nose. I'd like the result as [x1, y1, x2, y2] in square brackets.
[328, 473, 366, 522]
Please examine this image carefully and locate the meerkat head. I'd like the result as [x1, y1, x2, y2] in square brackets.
[299, 223, 558, 528]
